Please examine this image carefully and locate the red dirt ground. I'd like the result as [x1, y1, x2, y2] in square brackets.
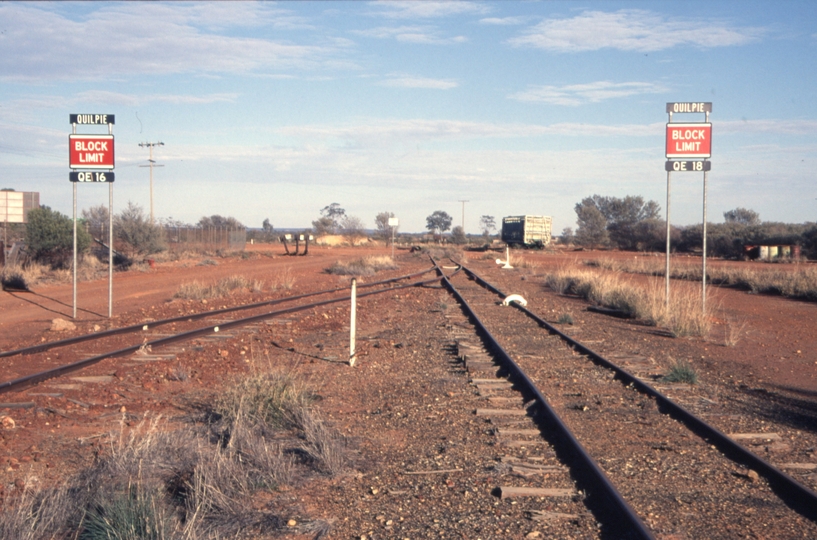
[0, 244, 815, 537]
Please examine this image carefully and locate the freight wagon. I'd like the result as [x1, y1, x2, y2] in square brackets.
[501, 215, 552, 247]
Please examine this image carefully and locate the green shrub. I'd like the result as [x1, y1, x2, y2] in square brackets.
[25, 206, 92, 267]
[115, 202, 166, 256]
[662, 360, 698, 384]
[80, 486, 172, 540]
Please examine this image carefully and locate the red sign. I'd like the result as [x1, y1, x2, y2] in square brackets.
[69, 134, 114, 170]
[666, 123, 711, 159]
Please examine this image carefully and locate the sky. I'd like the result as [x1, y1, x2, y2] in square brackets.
[1, 1, 816, 234]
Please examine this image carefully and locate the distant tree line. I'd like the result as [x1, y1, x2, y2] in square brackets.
[567, 195, 817, 259]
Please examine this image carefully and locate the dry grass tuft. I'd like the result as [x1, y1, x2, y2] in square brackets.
[326, 256, 398, 276]
[723, 316, 748, 347]
[215, 371, 314, 428]
[661, 359, 698, 384]
[545, 265, 713, 337]
[269, 267, 295, 291]
[174, 275, 255, 300]
[0, 367, 344, 539]
[586, 257, 817, 302]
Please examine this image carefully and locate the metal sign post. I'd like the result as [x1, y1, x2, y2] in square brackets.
[664, 102, 712, 316]
[69, 114, 116, 319]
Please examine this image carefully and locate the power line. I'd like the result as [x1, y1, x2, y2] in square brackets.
[458, 199, 469, 232]
[139, 141, 164, 222]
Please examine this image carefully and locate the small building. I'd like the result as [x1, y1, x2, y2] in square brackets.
[743, 244, 801, 261]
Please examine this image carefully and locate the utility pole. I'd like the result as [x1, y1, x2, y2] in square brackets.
[139, 141, 164, 222]
[458, 199, 469, 231]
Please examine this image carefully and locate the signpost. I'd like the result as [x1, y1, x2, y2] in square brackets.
[664, 103, 712, 315]
[70, 114, 115, 319]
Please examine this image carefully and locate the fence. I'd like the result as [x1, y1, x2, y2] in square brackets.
[164, 226, 246, 252]
[87, 225, 246, 253]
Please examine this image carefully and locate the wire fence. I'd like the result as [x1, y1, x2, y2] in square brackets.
[86, 225, 246, 253]
[163, 226, 246, 252]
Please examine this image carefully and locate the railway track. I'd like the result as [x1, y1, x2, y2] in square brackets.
[2, 253, 815, 538]
[0, 267, 441, 395]
[434, 257, 817, 538]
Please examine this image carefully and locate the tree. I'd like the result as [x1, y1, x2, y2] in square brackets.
[262, 218, 273, 233]
[158, 217, 189, 228]
[312, 203, 346, 235]
[560, 227, 575, 245]
[312, 216, 335, 236]
[479, 215, 496, 237]
[451, 225, 467, 245]
[81, 204, 110, 232]
[574, 200, 609, 247]
[594, 195, 660, 250]
[574, 195, 661, 250]
[374, 211, 397, 240]
[724, 207, 760, 226]
[323, 203, 346, 233]
[340, 215, 365, 239]
[26, 206, 92, 266]
[198, 215, 244, 229]
[426, 210, 453, 238]
[115, 202, 166, 256]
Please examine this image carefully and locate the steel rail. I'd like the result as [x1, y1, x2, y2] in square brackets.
[457, 261, 817, 523]
[434, 259, 655, 540]
[0, 273, 446, 396]
[1, 267, 437, 359]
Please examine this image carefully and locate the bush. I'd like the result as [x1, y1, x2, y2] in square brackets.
[25, 206, 92, 267]
[115, 202, 166, 256]
[662, 360, 698, 384]
[325, 256, 397, 276]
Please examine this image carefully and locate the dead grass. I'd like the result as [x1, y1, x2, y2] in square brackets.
[269, 267, 295, 291]
[723, 316, 748, 347]
[174, 275, 257, 300]
[0, 368, 345, 539]
[214, 371, 314, 428]
[545, 265, 713, 337]
[0, 257, 108, 289]
[325, 255, 398, 276]
[585, 257, 817, 301]
[512, 256, 540, 274]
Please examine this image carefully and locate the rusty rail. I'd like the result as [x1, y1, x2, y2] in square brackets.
[456, 260, 817, 524]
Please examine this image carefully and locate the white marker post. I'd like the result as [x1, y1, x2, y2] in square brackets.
[349, 278, 357, 367]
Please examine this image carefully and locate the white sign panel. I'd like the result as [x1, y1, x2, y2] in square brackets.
[0, 192, 24, 223]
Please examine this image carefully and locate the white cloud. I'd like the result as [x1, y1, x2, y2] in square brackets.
[0, 4, 348, 82]
[479, 17, 528, 26]
[354, 25, 467, 44]
[277, 118, 664, 144]
[509, 10, 764, 52]
[74, 91, 239, 106]
[367, 1, 490, 20]
[718, 119, 817, 135]
[379, 76, 459, 89]
[509, 81, 668, 106]
[181, 2, 314, 30]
